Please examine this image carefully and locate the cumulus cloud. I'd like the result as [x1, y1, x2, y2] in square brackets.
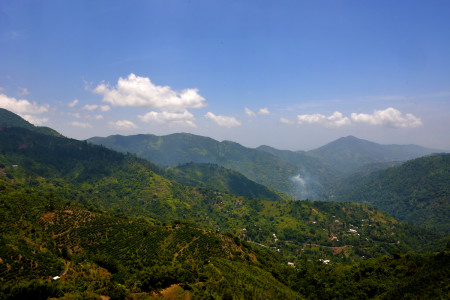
[109, 120, 138, 130]
[95, 114, 104, 120]
[245, 108, 256, 117]
[93, 73, 207, 112]
[68, 99, 79, 107]
[71, 121, 92, 128]
[350, 107, 422, 128]
[258, 107, 270, 115]
[205, 112, 242, 128]
[82, 104, 110, 111]
[138, 110, 196, 127]
[21, 115, 48, 126]
[297, 111, 350, 127]
[0, 93, 49, 114]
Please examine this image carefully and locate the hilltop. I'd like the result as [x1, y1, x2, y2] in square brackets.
[0, 108, 61, 137]
[306, 135, 439, 173]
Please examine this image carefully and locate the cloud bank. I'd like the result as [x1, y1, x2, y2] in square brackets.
[350, 107, 422, 128]
[285, 108, 422, 128]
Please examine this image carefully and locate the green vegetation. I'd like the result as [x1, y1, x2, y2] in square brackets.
[0, 110, 448, 299]
[307, 135, 438, 173]
[1, 126, 444, 264]
[327, 154, 450, 233]
[166, 162, 288, 201]
[0, 108, 61, 137]
[88, 133, 438, 200]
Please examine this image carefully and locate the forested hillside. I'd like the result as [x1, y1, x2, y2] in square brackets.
[327, 154, 450, 233]
[166, 162, 288, 201]
[88, 133, 438, 200]
[3, 127, 443, 264]
[306, 135, 438, 173]
[0, 111, 449, 299]
[0, 108, 61, 137]
[88, 133, 308, 198]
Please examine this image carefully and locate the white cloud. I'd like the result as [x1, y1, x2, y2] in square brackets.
[205, 112, 242, 128]
[18, 87, 30, 96]
[258, 107, 270, 115]
[71, 121, 92, 128]
[94, 73, 207, 112]
[0, 93, 49, 114]
[291, 107, 421, 128]
[280, 117, 295, 125]
[82, 104, 110, 111]
[68, 99, 79, 108]
[138, 110, 196, 127]
[245, 107, 256, 117]
[245, 107, 271, 117]
[326, 111, 351, 127]
[21, 114, 48, 126]
[109, 120, 138, 130]
[95, 114, 104, 120]
[351, 107, 422, 128]
[297, 111, 350, 127]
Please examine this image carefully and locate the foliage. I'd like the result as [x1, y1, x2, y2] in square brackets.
[327, 154, 450, 233]
[166, 162, 288, 201]
[307, 135, 438, 173]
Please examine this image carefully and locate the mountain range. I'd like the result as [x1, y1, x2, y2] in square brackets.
[88, 133, 439, 199]
[0, 108, 449, 299]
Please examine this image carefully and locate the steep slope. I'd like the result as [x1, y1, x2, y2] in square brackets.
[0, 108, 61, 137]
[0, 182, 302, 299]
[88, 133, 304, 198]
[327, 154, 450, 233]
[307, 135, 439, 173]
[166, 162, 288, 201]
[2, 174, 447, 299]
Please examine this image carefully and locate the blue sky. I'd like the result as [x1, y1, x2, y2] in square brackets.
[1, 0, 449, 150]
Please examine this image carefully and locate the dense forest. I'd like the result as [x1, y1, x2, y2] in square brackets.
[327, 154, 450, 233]
[0, 109, 449, 299]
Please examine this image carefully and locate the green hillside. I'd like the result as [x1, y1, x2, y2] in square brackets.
[1, 126, 446, 263]
[0, 118, 449, 298]
[0, 108, 61, 137]
[0, 183, 302, 299]
[166, 162, 288, 201]
[2, 173, 448, 299]
[88, 133, 438, 200]
[88, 133, 305, 198]
[327, 154, 450, 233]
[307, 135, 438, 173]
